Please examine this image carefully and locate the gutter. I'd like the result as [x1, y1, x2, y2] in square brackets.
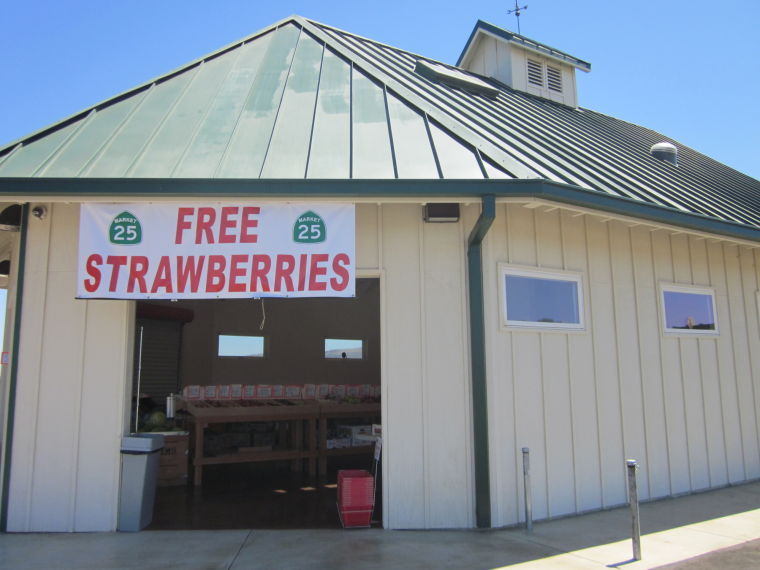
[0, 204, 28, 531]
[467, 195, 496, 528]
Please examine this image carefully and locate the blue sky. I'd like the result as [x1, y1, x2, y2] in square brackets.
[1, 0, 758, 180]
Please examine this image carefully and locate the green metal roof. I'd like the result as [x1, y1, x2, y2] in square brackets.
[0, 18, 502, 181]
[1, 15, 759, 239]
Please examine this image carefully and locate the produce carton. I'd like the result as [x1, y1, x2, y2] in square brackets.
[284, 385, 302, 399]
[230, 384, 243, 399]
[255, 385, 273, 399]
[317, 384, 330, 398]
[346, 384, 361, 398]
[183, 385, 202, 400]
[302, 384, 316, 399]
[218, 385, 231, 400]
[242, 385, 256, 400]
[272, 385, 284, 398]
[329, 384, 347, 398]
[203, 385, 218, 400]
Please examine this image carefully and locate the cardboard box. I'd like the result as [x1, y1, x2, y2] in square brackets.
[203, 385, 218, 400]
[218, 385, 231, 400]
[302, 384, 316, 399]
[242, 385, 256, 399]
[284, 384, 302, 399]
[272, 385, 284, 398]
[317, 384, 330, 398]
[329, 384, 346, 398]
[183, 385, 201, 400]
[255, 385, 273, 399]
[230, 384, 243, 399]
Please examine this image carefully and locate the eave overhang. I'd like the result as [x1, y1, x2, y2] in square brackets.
[1, 177, 757, 243]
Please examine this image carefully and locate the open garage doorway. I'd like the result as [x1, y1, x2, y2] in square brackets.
[129, 278, 381, 529]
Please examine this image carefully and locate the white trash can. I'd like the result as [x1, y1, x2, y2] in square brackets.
[118, 433, 165, 531]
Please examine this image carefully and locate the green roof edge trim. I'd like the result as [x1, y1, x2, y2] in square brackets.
[1, 178, 757, 242]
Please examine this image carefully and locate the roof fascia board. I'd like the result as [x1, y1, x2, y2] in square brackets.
[2, 177, 757, 243]
[297, 18, 537, 179]
[0, 16, 300, 158]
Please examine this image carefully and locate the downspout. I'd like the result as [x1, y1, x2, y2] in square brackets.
[467, 195, 495, 528]
[0, 203, 28, 531]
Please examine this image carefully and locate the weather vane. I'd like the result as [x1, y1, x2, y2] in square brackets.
[507, 1, 528, 34]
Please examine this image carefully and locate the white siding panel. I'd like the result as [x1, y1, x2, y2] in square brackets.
[561, 212, 601, 512]
[381, 204, 426, 528]
[631, 228, 670, 499]
[8, 204, 130, 532]
[421, 221, 471, 528]
[586, 220, 626, 507]
[710, 244, 744, 484]
[75, 300, 131, 531]
[737, 248, 760, 476]
[7, 206, 51, 531]
[356, 203, 379, 271]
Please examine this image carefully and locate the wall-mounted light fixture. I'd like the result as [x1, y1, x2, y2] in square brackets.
[31, 205, 47, 220]
[423, 203, 460, 223]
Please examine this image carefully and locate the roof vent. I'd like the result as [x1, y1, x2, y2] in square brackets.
[650, 142, 678, 166]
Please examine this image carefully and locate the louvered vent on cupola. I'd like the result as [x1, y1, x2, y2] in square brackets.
[457, 21, 591, 108]
[547, 66, 563, 92]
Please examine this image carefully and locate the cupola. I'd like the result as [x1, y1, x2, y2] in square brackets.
[457, 20, 591, 108]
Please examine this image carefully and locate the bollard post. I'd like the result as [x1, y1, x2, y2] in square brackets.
[626, 459, 641, 561]
[522, 447, 532, 532]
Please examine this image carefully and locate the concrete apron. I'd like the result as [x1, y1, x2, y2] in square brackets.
[1, 481, 759, 569]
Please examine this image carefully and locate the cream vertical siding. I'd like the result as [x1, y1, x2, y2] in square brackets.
[7, 203, 132, 532]
[485, 204, 760, 527]
[4, 202, 475, 531]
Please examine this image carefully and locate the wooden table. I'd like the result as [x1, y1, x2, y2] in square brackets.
[184, 400, 381, 485]
[185, 401, 320, 486]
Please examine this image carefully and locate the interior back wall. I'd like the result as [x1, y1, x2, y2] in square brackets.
[166, 278, 380, 388]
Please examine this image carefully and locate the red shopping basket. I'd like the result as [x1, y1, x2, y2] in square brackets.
[337, 469, 375, 528]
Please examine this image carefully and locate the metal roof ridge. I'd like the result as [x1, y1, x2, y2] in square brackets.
[298, 19, 536, 179]
[0, 15, 303, 158]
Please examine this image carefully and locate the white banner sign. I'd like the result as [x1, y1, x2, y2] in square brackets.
[77, 203, 355, 299]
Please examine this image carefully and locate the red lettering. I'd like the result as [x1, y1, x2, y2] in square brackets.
[106, 255, 127, 292]
[274, 255, 296, 292]
[229, 254, 248, 292]
[150, 256, 173, 293]
[177, 256, 205, 293]
[298, 254, 308, 291]
[219, 207, 238, 244]
[250, 255, 271, 292]
[127, 256, 149, 293]
[84, 254, 102, 293]
[240, 207, 259, 243]
[196, 207, 216, 244]
[175, 207, 194, 244]
[308, 254, 328, 291]
[206, 255, 226, 293]
[330, 254, 350, 291]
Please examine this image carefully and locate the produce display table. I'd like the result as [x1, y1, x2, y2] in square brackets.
[185, 400, 320, 486]
[184, 400, 380, 485]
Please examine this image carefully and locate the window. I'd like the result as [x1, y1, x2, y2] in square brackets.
[661, 285, 717, 334]
[325, 339, 364, 359]
[500, 265, 584, 330]
[218, 334, 265, 357]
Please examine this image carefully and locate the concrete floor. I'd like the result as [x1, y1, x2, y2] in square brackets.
[1, 481, 759, 569]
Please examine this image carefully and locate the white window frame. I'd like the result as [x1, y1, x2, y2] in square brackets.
[499, 264, 585, 331]
[217, 334, 267, 358]
[660, 283, 719, 336]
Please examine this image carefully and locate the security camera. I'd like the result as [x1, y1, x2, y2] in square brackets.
[31, 206, 47, 220]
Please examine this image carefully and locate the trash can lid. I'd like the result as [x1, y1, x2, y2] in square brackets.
[121, 433, 165, 452]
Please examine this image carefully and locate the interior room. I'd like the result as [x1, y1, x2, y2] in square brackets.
[131, 278, 381, 529]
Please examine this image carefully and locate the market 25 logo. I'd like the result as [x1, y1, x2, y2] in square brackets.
[293, 210, 326, 243]
[108, 211, 142, 245]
